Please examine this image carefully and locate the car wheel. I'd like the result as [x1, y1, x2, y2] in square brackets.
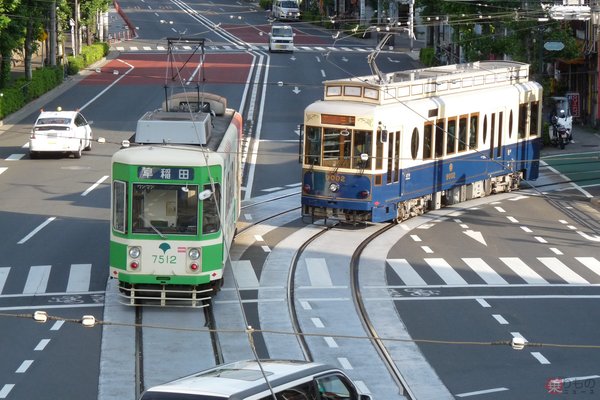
[29, 151, 38, 159]
[84, 135, 92, 151]
[74, 144, 82, 159]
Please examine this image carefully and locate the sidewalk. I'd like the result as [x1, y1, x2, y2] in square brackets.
[540, 123, 600, 156]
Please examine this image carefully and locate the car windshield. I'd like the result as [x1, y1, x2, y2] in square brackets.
[37, 117, 71, 125]
[273, 27, 293, 37]
[281, 1, 297, 7]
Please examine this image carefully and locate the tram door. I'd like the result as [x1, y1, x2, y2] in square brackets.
[489, 113, 496, 160]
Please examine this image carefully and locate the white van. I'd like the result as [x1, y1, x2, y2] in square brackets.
[272, 0, 300, 21]
[139, 359, 372, 400]
[269, 25, 295, 53]
[29, 108, 93, 159]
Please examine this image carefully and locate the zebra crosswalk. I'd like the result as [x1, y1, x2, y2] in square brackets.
[388, 256, 600, 287]
[111, 44, 377, 53]
[0, 264, 96, 296]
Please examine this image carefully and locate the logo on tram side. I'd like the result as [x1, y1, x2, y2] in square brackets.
[446, 162, 456, 181]
[154, 242, 176, 264]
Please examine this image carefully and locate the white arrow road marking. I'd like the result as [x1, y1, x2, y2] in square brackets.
[463, 230, 487, 246]
[577, 231, 600, 242]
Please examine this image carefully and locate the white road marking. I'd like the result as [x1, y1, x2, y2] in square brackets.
[66, 264, 92, 292]
[534, 236, 548, 243]
[476, 298, 490, 308]
[531, 352, 550, 364]
[18, 217, 56, 244]
[538, 257, 588, 284]
[23, 265, 51, 294]
[492, 314, 509, 324]
[261, 245, 271, 252]
[463, 230, 487, 246]
[577, 231, 600, 242]
[0, 268, 9, 294]
[507, 216, 518, 223]
[387, 259, 426, 286]
[421, 246, 433, 254]
[0, 167, 7, 175]
[244, 213, 252, 220]
[230, 260, 259, 288]
[324, 337, 338, 347]
[34, 339, 51, 351]
[338, 357, 353, 369]
[550, 247, 563, 255]
[254, 235, 264, 242]
[306, 258, 333, 287]
[81, 175, 109, 196]
[0, 384, 15, 398]
[576, 257, 600, 276]
[456, 387, 509, 397]
[494, 206, 506, 213]
[16, 360, 33, 373]
[50, 320, 65, 331]
[463, 258, 508, 284]
[520, 226, 533, 233]
[311, 317, 324, 328]
[425, 258, 467, 285]
[300, 301, 311, 310]
[410, 234, 421, 242]
[510, 332, 527, 342]
[6, 154, 24, 160]
[500, 257, 548, 284]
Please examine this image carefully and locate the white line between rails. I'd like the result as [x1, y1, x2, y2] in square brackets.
[17, 217, 56, 244]
[79, 59, 135, 111]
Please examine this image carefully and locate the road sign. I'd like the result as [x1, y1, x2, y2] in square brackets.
[544, 41, 565, 51]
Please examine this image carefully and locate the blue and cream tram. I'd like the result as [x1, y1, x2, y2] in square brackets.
[301, 61, 542, 223]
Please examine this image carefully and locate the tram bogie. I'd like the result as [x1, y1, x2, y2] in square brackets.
[300, 61, 542, 224]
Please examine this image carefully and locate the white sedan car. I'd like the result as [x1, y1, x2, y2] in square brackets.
[29, 108, 93, 159]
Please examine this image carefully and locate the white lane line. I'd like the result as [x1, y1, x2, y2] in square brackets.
[23, 265, 51, 294]
[550, 247, 563, 255]
[79, 59, 135, 111]
[463, 258, 508, 285]
[500, 257, 548, 284]
[510, 332, 528, 342]
[521, 226, 533, 233]
[230, 260, 259, 288]
[492, 314, 509, 324]
[0, 167, 7, 175]
[16, 360, 34, 373]
[0, 384, 15, 398]
[50, 320, 65, 331]
[338, 357, 353, 369]
[254, 235, 264, 242]
[425, 258, 467, 285]
[564, 375, 600, 382]
[66, 264, 91, 292]
[410, 234, 421, 242]
[6, 154, 24, 160]
[538, 257, 588, 284]
[459, 224, 468, 229]
[531, 352, 551, 364]
[507, 216, 519, 223]
[81, 175, 109, 196]
[534, 236, 548, 243]
[300, 301, 311, 310]
[261, 245, 271, 253]
[244, 213, 252, 220]
[306, 258, 333, 287]
[456, 387, 509, 397]
[495, 206, 506, 213]
[324, 337, 338, 348]
[34, 339, 51, 351]
[0, 267, 9, 294]
[18, 217, 56, 244]
[421, 246, 433, 254]
[387, 259, 426, 286]
[476, 298, 490, 307]
[576, 257, 600, 277]
[311, 317, 324, 328]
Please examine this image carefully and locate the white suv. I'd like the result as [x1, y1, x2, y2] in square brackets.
[29, 108, 93, 159]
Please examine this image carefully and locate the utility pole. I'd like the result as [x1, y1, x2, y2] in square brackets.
[74, 0, 80, 55]
[49, 0, 57, 66]
[409, 0, 414, 51]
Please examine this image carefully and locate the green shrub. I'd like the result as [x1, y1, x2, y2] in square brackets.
[66, 43, 108, 76]
[419, 47, 436, 67]
[259, 0, 272, 10]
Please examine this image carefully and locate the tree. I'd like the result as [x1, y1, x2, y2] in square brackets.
[0, 0, 23, 88]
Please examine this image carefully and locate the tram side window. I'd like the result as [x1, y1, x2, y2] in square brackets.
[423, 123, 433, 159]
[469, 114, 479, 149]
[202, 183, 221, 234]
[113, 180, 126, 233]
[458, 116, 467, 152]
[518, 103, 527, 139]
[435, 119, 444, 158]
[353, 130, 371, 169]
[530, 101, 540, 137]
[446, 118, 456, 155]
[305, 126, 322, 165]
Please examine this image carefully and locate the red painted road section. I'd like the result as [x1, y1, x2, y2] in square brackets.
[221, 23, 330, 45]
[81, 53, 254, 85]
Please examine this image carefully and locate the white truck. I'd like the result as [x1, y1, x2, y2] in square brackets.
[272, 0, 300, 21]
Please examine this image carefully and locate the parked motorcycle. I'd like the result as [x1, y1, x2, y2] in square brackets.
[551, 114, 571, 149]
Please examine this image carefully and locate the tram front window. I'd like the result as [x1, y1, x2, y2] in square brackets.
[132, 184, 199, 235]
[305, 126, 321, 165]
[353, 130, 371, 169]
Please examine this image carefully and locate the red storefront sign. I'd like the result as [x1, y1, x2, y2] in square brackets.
[566, 92, 580, 118]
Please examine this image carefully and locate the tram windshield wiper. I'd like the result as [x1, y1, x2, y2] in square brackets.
[141, 216, 167, 239]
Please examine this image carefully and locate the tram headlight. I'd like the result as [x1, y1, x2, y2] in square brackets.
[329, 182, 339, 192]
[188, 248, 201, 260]
[128, 246, 141, 259]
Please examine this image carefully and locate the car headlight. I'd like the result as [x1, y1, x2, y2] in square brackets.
[188, 248, 201, 260]
[128, 246, 141, 258]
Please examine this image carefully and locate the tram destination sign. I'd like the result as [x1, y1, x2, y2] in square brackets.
[138, 166, 194, 180]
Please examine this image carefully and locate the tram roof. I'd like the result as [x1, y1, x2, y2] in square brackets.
[322, 60, 533, 105]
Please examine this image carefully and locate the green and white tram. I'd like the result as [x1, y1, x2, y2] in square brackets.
[110, 93, 242, 306]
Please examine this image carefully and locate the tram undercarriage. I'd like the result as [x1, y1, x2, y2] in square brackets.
[117, 280, 222, 307]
